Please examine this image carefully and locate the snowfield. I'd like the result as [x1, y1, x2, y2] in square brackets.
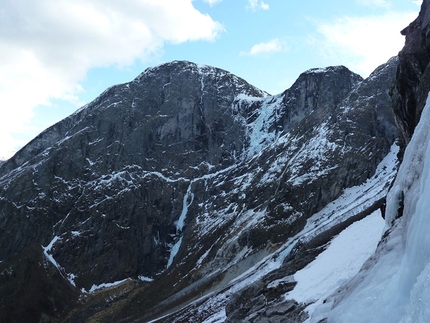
[292, 210, 384, 322]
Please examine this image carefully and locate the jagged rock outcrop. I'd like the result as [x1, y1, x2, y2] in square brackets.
[0, 57, 398, 322]
[391, 0, 430, 157]
[0, 244, 78, 322]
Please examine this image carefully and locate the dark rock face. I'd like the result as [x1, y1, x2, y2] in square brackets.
[0, 244, 78, 323]
[391, 0, 430, 156]
[1, 61, 265, 179]
[280, 66, 363, 130]
[0, 61, 266, 290]
[0, 58, 398, 322]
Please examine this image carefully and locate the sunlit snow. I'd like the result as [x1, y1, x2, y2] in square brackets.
[326, 92, 430, 322]
[87, 278, 130, 293]
[287, 210, 384, 322]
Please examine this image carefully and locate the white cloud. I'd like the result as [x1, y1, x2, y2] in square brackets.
[313, 11, 418, 77]
[355, 0, 390, 8]
[203, 0, 223, 6]
[413, 0, 423, 6]
[0, 0, 223, 160]
[241, 39, 288, 56]
[247, 0, 269, 11]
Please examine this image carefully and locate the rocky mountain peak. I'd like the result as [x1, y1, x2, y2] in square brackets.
[278, 65, 363, 129]
[136, 60, 268, 97]
[303, 64, 357, 74]
[1, 61, 269, 180]
[0, 55, 399, 322]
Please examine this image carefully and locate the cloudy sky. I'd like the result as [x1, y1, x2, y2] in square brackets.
[0, 0, 421, 160]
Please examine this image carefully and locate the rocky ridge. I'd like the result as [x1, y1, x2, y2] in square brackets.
[0, 55, 399, 322]
[391, 0, 430, 156]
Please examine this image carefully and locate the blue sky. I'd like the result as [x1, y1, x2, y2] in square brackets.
[0, 0, 421, 159]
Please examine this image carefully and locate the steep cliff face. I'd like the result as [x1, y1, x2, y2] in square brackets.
[391, 0, 430, 156]
[0, 61, 266, 289]
[0, 61, 266, 179]
[0, 57, 398, 322]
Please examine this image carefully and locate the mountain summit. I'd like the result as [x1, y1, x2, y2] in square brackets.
[0, 44, 404, 321]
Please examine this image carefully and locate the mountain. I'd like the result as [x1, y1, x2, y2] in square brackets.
[0, 22, 408, 323]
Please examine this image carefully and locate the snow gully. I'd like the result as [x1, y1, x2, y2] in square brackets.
[166, 163, 238, 269]
[167, 181, 194, 268]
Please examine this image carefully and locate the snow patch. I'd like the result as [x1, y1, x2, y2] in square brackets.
[176, 183, 194, 232]
[287, 210, 384, 322]
[201, 309, 227, 323]
[167, 237, 183, 268]
[246, 95, 283, 157]
[86, 278, 131, 293]
[306, 67, 330, 74]
[42, 236, 62, 272]
[67, 273, 77, 287]
[138, 275, 154, 282]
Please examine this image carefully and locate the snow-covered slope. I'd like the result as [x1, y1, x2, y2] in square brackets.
[145, 144, 398, 323]
[318, 93, 430, 323]
[0, 57, 400, 323]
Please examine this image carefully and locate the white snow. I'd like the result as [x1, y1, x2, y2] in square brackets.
[167, 237, 183, 268]
[176, 183, 194, 232]
[42, 235, 79, 287]
[235, 93, 262, 102]
[71, 231, 82, 237]
[267, 276, 295, 289]
[201, 309, 227, 323]
[86, 158, 95, 166]
[306, 67, 330, 74]
[166, 164, 239, 269]
[326, 92, 430, 323]
[196, 242, 217, 268]
[87, 278, 130, 293]
[286, 210, 384, 321]
[138, 275, 154, 282]
[67, 273, 77, 287]
[287, 122, 341, 185]
[246, 95, 283, 157]
[42, 236, 62, 272]
[166, 181, 193, 269]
